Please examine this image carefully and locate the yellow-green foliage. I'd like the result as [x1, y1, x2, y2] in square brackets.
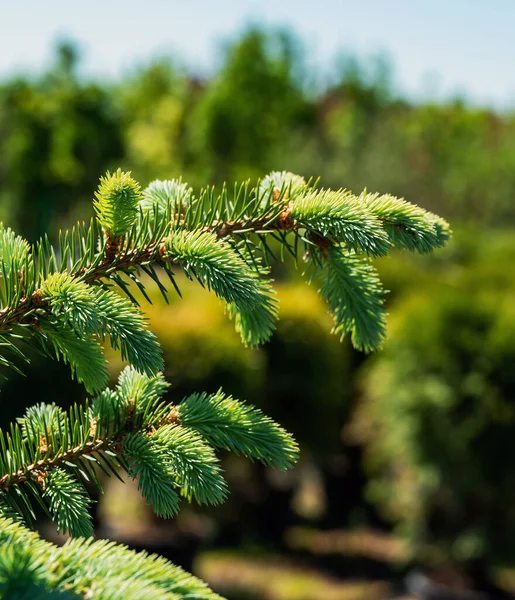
[108, 278, 347, 395]
[94, 169, 142, 238]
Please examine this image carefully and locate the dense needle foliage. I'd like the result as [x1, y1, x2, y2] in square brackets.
[0, 169, 449, 597]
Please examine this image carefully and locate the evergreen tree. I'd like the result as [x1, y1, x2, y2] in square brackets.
[0, 42, 124, 242]
[0, 168, 449, 597]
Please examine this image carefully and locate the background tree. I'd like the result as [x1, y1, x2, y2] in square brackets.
[352, 231, 515, 593]
[0, 42, 123, 241]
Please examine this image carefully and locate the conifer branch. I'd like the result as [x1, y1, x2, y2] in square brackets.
[0, 184, 449, 336]
[0, 437, 111, 491]
[0, 516, 223, 599]
[0, 168, 450, 597]
[0, 367, 297, 533]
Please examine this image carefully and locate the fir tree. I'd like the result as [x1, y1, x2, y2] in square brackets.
[0, 168, 450, 598]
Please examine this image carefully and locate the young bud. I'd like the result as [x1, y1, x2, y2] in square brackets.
[94, 169, 142, 239]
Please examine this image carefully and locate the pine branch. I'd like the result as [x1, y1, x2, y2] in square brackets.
[0, 181, 448, 333]
[0, 517, 223, 599]
[0, 367, 297, 532]
[0, 168, 451, 597]
[305, 246, 387, 352]
[179, 390, 299, 470]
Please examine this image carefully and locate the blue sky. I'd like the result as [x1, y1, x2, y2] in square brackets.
[1, 0, 514, 108]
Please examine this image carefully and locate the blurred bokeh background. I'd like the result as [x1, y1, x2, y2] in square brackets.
[2, 1, 515, 598]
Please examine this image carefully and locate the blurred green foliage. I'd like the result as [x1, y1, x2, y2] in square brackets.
[354, 230, 515, 569]
[0, 42, 123, 241]
[1, 25, 515, 585]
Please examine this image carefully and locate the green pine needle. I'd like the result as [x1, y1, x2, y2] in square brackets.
[141, 179, 192, 220]
[310, 246, 387, 353]
[62, 536, 222, 599]
[17, 403, 66, 442]
[0, 543, 53, 600]
[0, 225, 30, 282]
[38, 318, 108, 393]
[40, 273, 163, 376]
[124, 432, 181, 518]
[178, 390, 299, 470]
[91, 288, 164, 375]
[291, 189, 391, 256]
[152, 424, 228, 505]
[164, 229, 278, 346]
[258, 171, 307, 203]
[362, 192, 451, 253]
[43, 468, 94, 538]
[0, 225, 32, 310]
[115, 366, 169, 424]
[0, 517, 222, 599]
[40, 273, 103, 335]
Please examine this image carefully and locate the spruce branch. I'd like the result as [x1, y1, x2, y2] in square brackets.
[178, 390, 300, 470]
[305, 246, 387, 352]
[0, 168, 451, 597]
[0, 517, 223, 599]
[0, 171, 449, 353]
[0, 367, 297, 533]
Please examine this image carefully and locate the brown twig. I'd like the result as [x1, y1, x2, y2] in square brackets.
[0, 439, 110, 490]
